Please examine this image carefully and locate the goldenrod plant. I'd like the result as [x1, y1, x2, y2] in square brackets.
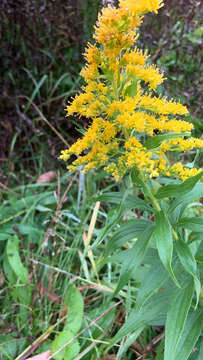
[60, 0, 203, 358]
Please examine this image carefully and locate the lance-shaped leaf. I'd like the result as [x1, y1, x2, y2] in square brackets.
[177, 217, 203, 232]
[62, 285, 84, 334]
[51, 286, 83, 360]
[116, 327, 145, 360]
[174, 308, 203, 360]
[113, 225, 153, 296]
[136, 259, 169, 310]
[169, 182, 203, 213]
[107, 285, 175, 351]
[51, 329, 80, 360]
[156, 171, 203, 199]
[164, 279, 194, 360]
[144, 133, 190, 150]
[154, 211, 179, 287]
[97, 191, 152, 212]
[175, 239, 200, 306]
[6, 236, 28, 284]
[104, 219, 154, 257]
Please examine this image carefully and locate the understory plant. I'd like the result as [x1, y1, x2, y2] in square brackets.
[60, 0, 203, 359]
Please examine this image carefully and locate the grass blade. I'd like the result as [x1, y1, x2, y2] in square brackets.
[24, 74, 47, 113]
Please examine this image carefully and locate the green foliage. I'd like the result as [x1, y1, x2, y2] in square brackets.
[154, 210, 179, 286]
[51, 285, 84, 359]
[164, 280, 194, 360]
[1, 167, 203, 359]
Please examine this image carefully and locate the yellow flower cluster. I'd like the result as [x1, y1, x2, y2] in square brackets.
[119, 0, 164, 15]
[61, 0, 203, 182]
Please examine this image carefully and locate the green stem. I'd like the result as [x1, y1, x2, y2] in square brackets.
[140, 175, 161, 212]
[172, 228, 179, 241]
[148, 195, 161, 212]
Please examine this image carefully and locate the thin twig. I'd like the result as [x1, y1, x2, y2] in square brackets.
[18, 95, 69, 147]
[74, 328, 109, 360]
[47, 301, 121, 359]
[0, 181, 18, 195]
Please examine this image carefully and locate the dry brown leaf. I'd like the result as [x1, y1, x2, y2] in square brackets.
[36, 171, 56, 184]
[25, 350, 51, 360]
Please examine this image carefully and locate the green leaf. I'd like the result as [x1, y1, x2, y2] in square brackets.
[0, 234, 9, 241]
[0, 335, 26, 359]
[104, 219, 154, 257]
[64, 338, 80, 360]
[174, 308, 203, 360]
[164, 280, 194, 360]
[177, 217, 203, 232]
[131, 167, 145, 186]
[144, 133, 190, 150]
[124, 78, 138, 97]
[175, 240, 197, 278]
[175, 239, 200, 306]
[154, 211, 179, 287]
[156, 341, 165, 360]
[3, 253, 17, 283]
[116, 327, 145, 360]
[169, 182, 203, 213]
[107, 285, 175, 351]
[97, 191, 152, 212]
[62, 285, 84, 335]
[156, 171, 203, 199]
[6, 236, 28, 284]
[136, 259, 169, 310]
[51, 329, 80, 360]
[197, 338, 203, 360]
[114, 225, 153, 295]
[89, 302, 116, 339]
[96, 202, 126, 246]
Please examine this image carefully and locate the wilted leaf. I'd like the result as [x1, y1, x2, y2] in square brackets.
[36, 171, 56, 184]
[38, 283, 61, 304]
[25, 351, 50, 360]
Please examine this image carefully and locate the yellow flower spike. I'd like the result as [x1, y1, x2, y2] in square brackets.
[61, 0, 203, 182]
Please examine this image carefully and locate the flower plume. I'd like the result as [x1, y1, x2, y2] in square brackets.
[61, 0, 203, 181]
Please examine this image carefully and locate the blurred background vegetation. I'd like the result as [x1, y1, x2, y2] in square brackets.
[0, 0, 202, 185]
